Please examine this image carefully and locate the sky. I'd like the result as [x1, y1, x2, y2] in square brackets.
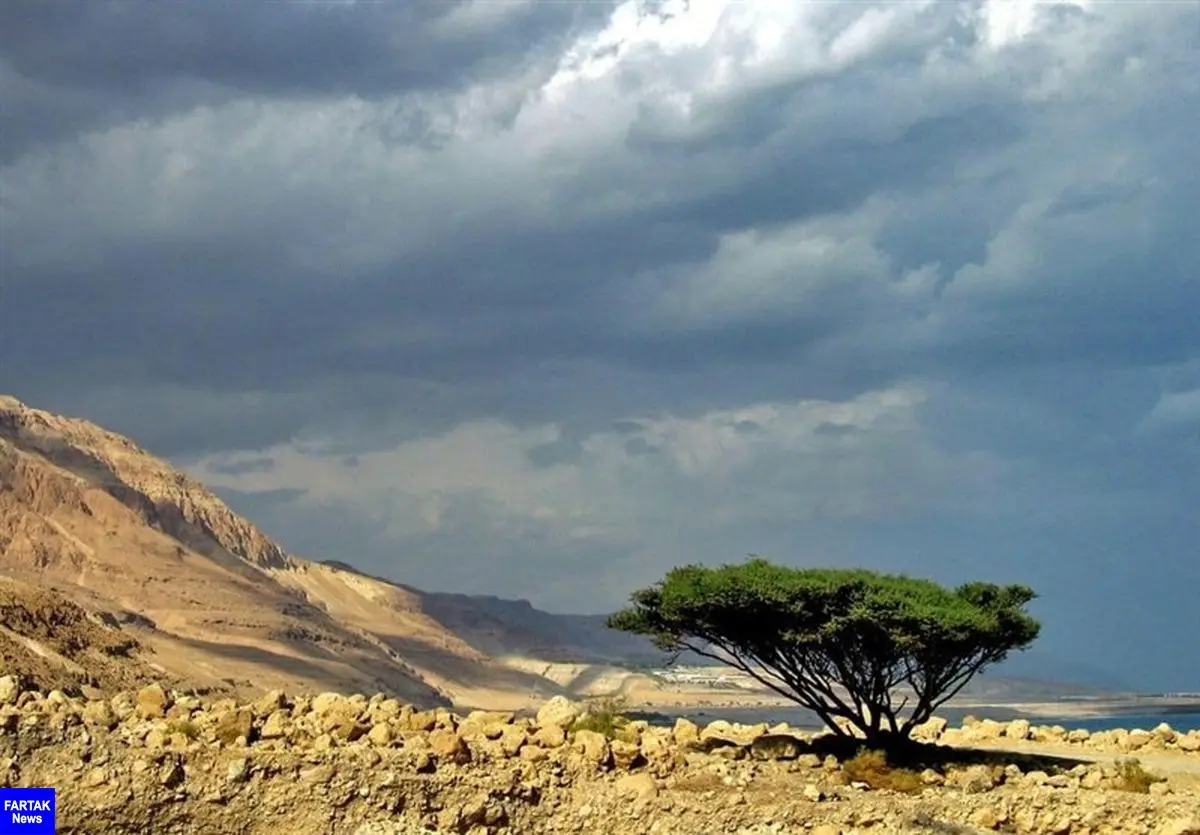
[1, 0, 1198, 691]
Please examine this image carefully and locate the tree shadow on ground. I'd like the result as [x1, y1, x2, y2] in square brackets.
[797, 734, 1093, 772]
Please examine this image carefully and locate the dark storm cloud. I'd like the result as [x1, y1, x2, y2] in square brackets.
[0, 0, 617, 159]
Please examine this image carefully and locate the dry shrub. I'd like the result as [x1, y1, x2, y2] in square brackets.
[165, 719, 200, 739]
[1113, 758, 1165, 794]
[841, 749, 924, 794]
[671, 772, 729, 793]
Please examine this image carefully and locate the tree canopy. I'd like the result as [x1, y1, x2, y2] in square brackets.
[607, 558, 1040, 748]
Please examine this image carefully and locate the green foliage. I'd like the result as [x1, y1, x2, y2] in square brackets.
[570, 696, 636, 741]
[841, 749, 924, 794]
[1113, 758, 1165, 793]
[607, 557, 1040, 748]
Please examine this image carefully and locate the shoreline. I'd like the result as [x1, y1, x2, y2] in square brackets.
[610, 696, 1200, 730]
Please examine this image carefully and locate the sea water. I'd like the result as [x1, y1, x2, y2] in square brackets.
[634, 706, 1200, 734]
[1034, 712, 1200, 734]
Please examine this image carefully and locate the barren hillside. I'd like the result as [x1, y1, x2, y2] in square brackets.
[0, 575, 174, 694]
[0, 394, 556, 705]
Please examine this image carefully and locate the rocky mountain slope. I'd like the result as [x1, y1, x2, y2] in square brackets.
[0, 575, 174, 695]
[0, 394, 570, 706]
[319, 562, 664, 665]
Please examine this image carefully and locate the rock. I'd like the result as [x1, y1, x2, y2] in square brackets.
[459, 710, 513, 736]
[614, 772, 658, 802]
[1179, 732, 1200, 752]
[159, 759, 185, 789]
[919, 768, 945, 786]
[518, 745, 548, 762]
[259, 710, 289, 740]
[81, 700, 118, 730]
[0, 677, 19, 706]
[533, 723, 567, 749]
[1126, 729, 1153, 750]
[611, 739, 643, 770]
[1153, 722, 1178, 742]
[1024, 770, 1050, 786]
[226, 758, 250, 783]
[403, 710, 437, 733]
[213, 709, 254, 746]
[710, 744, 746, 760]
[497, 724, 526, 758]
[428, 730, 470, 764]
[535, 696, 581, 730]
[971, 807, 1005, 829]
[0, 708, 20, 734]
[143, 727, 166, 749]
[1156, 818, 1200, 835]
[639, 727, 672, 761]
[974, 718, 1005, 740]
[796, 753, 823, 769]
[311, 692, 346, 715]
[700, 720, 768, 747]
[136, 684, 169, 719]
[317, 699, 368, 742]
[802, 783, 824, 802]
[911, 716, 948, 741]
[672, 717, 700, 747]
[1005, 719, 1032, 740]
[571, 729, 611, 767]
[367, 722, 393, 747]
[950, 764, 998, 794]
[251, 690, 286, 718]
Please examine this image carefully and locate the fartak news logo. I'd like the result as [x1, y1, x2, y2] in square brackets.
[0, 788, 55, 833]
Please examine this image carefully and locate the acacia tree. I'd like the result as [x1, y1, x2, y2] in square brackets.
[607, 558, 1040, 749]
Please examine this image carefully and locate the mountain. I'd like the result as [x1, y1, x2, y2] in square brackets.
[0, 394, 559, 706]
[316, 562, 666, 664]
[989, 651, 1133, 694]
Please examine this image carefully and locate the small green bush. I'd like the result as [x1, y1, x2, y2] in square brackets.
[570, 696, 636, 741]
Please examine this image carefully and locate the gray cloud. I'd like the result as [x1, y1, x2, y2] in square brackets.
[3, 0, 1199, 689]
[0, 0, 617, 160]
